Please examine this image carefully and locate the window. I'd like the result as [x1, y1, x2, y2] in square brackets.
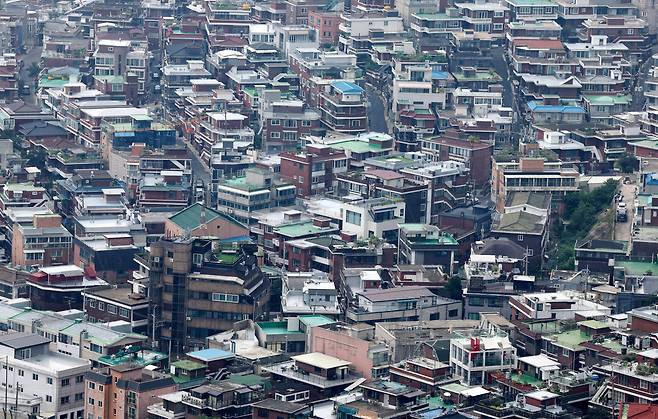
[75, 393, 84, 401]
[298, 176, 304, 184]
[99, 385, 104, 391]
[270, 119, 280, 125]
[98, 302, 105, 311]
[302, 120, 311, 127]
[562, 347, 569, 356]
[493, 23, 503, 30]
[119, 308, 129, 318]
[46, 395, 52, 402]
[107, 305, 117, 315]
[517, 235, 524, 241]
[270, 132, 281, 139]
[527, 249, 534, 257]
[61, 396, 70, 405]
[346, 210, 362, 226]
[448, 309, 459, 317]
[98, 401, 103, 407]
[47, 377, 53, 385]
[61, 378, 70, 387]
[18, 370, 23, 377]
[76, 375, 84, 383]
[32, 374, 38, 381]
[89, 300, 96, 308]
[88, 398, 94, 406]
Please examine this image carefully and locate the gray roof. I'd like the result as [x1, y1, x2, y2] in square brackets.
[493, 211, 545, 235]
[472, 237, 526, 259]
[252, 399, 307, 414]
[505, 191, 551, 210]
[0, 332, 50, 349]
[358, 286, 436, 302]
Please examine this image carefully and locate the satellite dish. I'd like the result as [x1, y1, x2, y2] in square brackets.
[444, 392, 451, 398]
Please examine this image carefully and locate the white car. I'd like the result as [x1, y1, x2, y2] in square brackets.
[618, 202, 627, 209]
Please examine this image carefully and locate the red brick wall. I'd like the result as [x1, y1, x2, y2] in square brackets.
[280, 156, 312, 196]
[630, 315, 658, 333]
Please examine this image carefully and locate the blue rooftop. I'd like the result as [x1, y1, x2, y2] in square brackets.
[218, 235, 253, 244]
[331, 80, 364, 94]
[432, 71, 450, 80]
[187, 348, 235, 362]
[527, 101, 585, 114]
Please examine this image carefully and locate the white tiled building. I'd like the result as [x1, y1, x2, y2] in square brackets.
[0, 333, 90, 419]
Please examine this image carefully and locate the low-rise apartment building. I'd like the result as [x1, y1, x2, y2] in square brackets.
[491, 157, 580, 212]
[348, 286, 462, 323]
[279, 144, 348, 197]
[0, 333, 90, 419]
[217, 168, 296, 225]
[450, 331, 517, 386]
[318, 81, 367, 134]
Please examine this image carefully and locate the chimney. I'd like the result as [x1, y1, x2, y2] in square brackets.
[130, 143, 146, 157]
[312, 217, 330, 228]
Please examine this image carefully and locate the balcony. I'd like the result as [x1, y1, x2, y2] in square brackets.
[264, 361, 361, 389]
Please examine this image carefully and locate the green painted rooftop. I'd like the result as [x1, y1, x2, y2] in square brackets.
[274, 221, 335, 238]
[552, 329, 590, 350]
[299, 315, 336, 328]
[510, 372, 543, 386]
[39, 76, 70, 88]
[169, 203, 245, 231]
[172, 359, 206, 371]
[452, 71, 502, 82]
[216, 251, 239, 264]
[370, 154, 416, 164]
[631, 139, 658, 151]
[584, 95, 632, 105]
[95, 75, 125, 84]
[579, 320, 609, 330]
[257, 321, 303, 335]
[220, 176, 271, 192]
[414, 13, 452, 19]
[616, 260, 658, 276]
[330, 140, 383, 154]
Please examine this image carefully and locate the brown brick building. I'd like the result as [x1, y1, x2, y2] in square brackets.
[279, 144, 348, 196]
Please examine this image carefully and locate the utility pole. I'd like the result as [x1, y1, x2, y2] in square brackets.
[3, 355, 7, 417]
[13, 383, 19, 415]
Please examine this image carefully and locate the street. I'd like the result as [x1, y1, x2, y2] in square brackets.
[631, 46, 658, 111]
[365, 85, 389, 134]
[613, 179, 637, 243]
[17, 46, 42, 104]
[184, 140, 211, 185]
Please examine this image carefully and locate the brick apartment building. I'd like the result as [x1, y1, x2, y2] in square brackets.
[308, 11, 340, 46]
[279, 144, 348, 196]
[12, 212, 72, 268]
[422, 133, 493, 187]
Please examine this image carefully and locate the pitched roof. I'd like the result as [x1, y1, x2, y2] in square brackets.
[473, 237, 527, 259]
[0, 333, 50, 349]
[512, 38, 564, 49]
[505, 191, 551, 210]
[358, 286, 436, 302]
[168, 202, 245, 231]
[18, 121, 68, 138]
[493, 211, 545, 235]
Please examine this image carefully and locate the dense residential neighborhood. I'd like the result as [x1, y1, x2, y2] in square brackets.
[0, 0, 656, 418]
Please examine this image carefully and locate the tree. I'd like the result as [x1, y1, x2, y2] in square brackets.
[28, 62, 40, 78]
[445, 275, 463, 300]
[616, 153, 638, 173]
